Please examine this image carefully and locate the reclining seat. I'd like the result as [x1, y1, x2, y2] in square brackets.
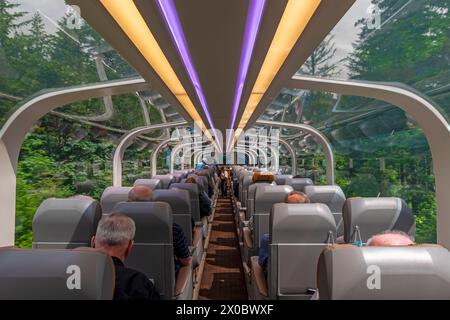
[249, 203, 336, 300]
[152, 174, 174, 189]
[112, 201, 193, 300]
[242, 185, 292, 264]
[343, 197, 415, 244]
[33, 197, 102, 249]
[238, 171, 253, 204]
[169, 183, 204, 233]
[274, 174, 293, 186]
[134, 178, 162, 190]
[304, 185, 346, 237]
[0, 247, 114, 300]
[100, 187, 133, 214]
[317, 244, 450, 299]
[288, 178, 314, 192]
[153, 189, 203, 268]
[173, 170, 189, 183]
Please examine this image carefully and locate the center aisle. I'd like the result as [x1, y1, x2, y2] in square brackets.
[198, 195, 248, 300]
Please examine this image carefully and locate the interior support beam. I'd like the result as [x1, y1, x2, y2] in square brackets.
[0, 78, 151, 247]
[255, 120, 334, 184]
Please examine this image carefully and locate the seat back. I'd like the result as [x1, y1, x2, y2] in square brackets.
[134, 178, 162, 190]
[0, 248, 114, 300]
[274, 175, 293, 185]
[246, 182, 272, 220]
[170, 183, 201, 221]
[112, 201, 175, 299]
[33, 198, 102, 249]
[100, 187, 133, 214]
[152, 174, 174, 189]
[242, 175, 254, 208]
[288, 178, 314, 192]
[317, 244, 450, 299]
[253, 185, 293, 247]
[269, 203, 336, 299]
[304, 185, 346, 236]
[153, 189, 192, 243]
[343, 197, 415, 244]
[238, 171, 252, 202]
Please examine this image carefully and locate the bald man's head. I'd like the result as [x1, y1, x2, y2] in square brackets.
[285, 191, 310, 204]
[128, 185, 153, 202]
[367, 231, 415, 246]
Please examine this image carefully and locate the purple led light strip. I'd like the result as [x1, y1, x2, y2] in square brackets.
[156, 0, 218, 141]
[230, 0, 266, 130]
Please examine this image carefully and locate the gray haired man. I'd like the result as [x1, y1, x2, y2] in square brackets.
[91, 214, 160, 300]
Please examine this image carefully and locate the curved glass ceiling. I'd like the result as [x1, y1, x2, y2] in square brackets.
[0, 0, 138, 128]
[297, 0, 450, 123]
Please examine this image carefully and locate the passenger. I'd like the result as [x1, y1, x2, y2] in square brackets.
[220, 168, 228, 197]
[128, 186, 192, 273]
[185, 177, 212, 218]
[258, 191, 311, 274]
[91, 214, 160, 300]
[367, 230, 415, 246]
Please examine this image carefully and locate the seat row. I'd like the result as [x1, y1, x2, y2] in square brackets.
[0, 168, 220, 300]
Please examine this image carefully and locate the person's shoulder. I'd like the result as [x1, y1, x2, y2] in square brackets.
[123, 266, 160, 299]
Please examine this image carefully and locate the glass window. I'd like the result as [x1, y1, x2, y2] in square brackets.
[0, 0, 138, 129]
[297, 0, 450, 123]
[259, 88, 436, 243]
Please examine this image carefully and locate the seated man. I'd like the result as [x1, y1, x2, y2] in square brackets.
[185, 177, 212, 218]
[129, 186, 192, 273]
[367, 230, 415, 246]
[258, 191, 311, 274]
[91, 214, 160, 300]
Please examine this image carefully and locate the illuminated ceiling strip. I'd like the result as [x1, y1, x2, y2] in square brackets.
[156, 0, 217, 136]
[236, 0, 322, 132]
[230, 0, 266, 130]
[99, 0, 216, 144]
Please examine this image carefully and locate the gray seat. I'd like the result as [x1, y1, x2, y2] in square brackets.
[343, 197, 415, 244]
[304, 185, 346, 236]
[238, 171, 253, 203]
[241, 175, 254, 209]
[112, 201, 193, 300]
[134, 178, 162, 190]
[170, 183, 201, 222]
[33, 198, 102, 249]
[317, 244, 450, 299]
[250, 203, 336, 300]
[100, 186, 133, 214]
[152, 174, 174, 189]
[0, 247, 114, 300]
[288, 178, 314, 192]
[274, 174, 293, 185]
[242, 185, 293, 264]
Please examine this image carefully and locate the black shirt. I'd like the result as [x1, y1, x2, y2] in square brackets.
[112, 256, 160, 300]
[173, 222, 191, 273]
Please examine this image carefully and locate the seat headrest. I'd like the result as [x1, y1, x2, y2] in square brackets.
[151, 174, 174, 189]
[0, 248, 114, 300]
[134, 179, 162, 190]
[343, 197, 415, 243]
[288, 178, 314, 192]
[111, 202, 173, 243]
[254, 185, 293, 213]
[33, 198, 102, 244]
[317, 244, 450, 300]
[170, 183, 199, 197]
[252, 172, 275, 183]
[274, 175, 293, 185]
[271, 203, 336, 243]
[100, 187, 133, 214]
[304, 185, 346, 213]
[153, 189, 191, 214]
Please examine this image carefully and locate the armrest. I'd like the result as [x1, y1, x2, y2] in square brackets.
[174, 265, 192, 297]
[250, 256, 268, 297]
[243, 227, 253, 249]
[192, 227, 203, 247]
